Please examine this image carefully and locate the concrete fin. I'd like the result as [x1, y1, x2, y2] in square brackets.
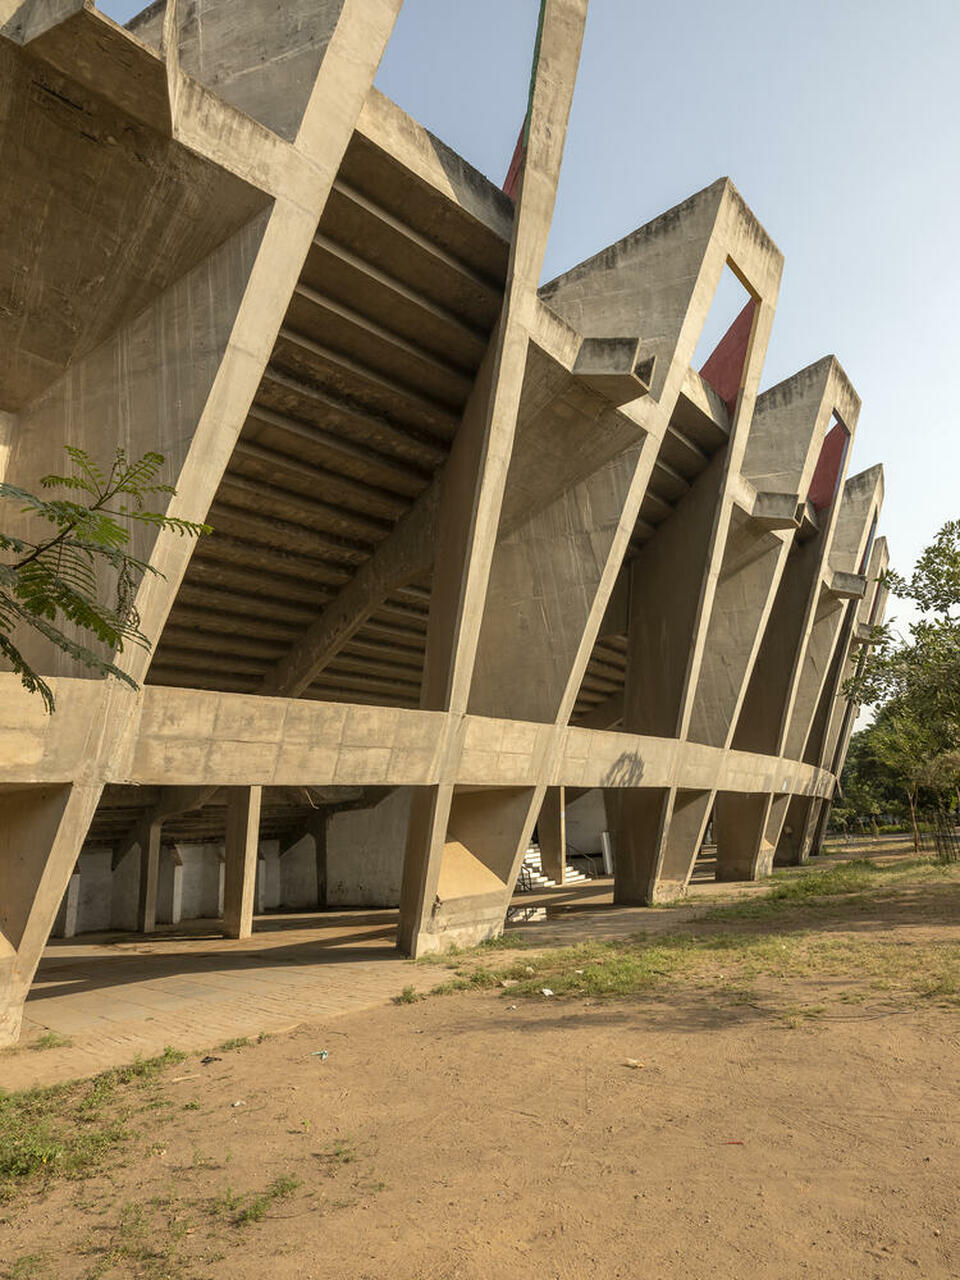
[540, 179, 731, 402]
[469, 443, 642, 724]
[173, 0, 347, 142]
[742, 356, 859, 501]
[688, 504, 784, 747]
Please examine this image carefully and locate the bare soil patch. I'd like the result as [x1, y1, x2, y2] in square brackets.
[2, 861, 958, 1280]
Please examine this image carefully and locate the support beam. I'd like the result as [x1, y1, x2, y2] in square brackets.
[311, 230, 489, 353]
[715, 791, 776, 881]
[538, 787, 567, 885]
[254, 372, 445, 472]
[222, 786, 262, 939]
[138, 820, 162, 934]
[330, 178, 503, 304]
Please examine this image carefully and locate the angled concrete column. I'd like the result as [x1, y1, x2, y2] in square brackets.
[687, 507, 786, 748]
[612, 453, 731, 904]
[734, 537, 834, 759]
[223, 785, 262, 939]
[733, 369, 862, 765]
[657, 789, 713, 894]
[756, 467, 883, 864]
[822, 543, 889, 778]
[544, 178, 783, 903]
[803, 603, 859, 770]
[806, 539, 890, 861]
[538, 787, 567, 885]
[715, 791, 775, 881]
[401, 786, 536, 955]
[398, 0, 589, 956]
[138, 820, 162, 934]
[607, 787, 671, 904]
[685, 359, 854, 758]
[0, 782, 102, 1047]
[781, 466, 882, 764]
[782, 587, 851, 762]
[608, 787, 713, 903]
[776, 794, 822, 865]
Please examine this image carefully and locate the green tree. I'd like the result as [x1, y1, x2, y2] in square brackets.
[844, 520, 960, 818]
[0, 447, 208, 712]
[869, 704, 942, 851]
[837, 519, 960, 851]
[854, 520, 960, 721]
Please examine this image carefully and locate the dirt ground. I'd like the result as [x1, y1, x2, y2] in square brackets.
[2, 863, 959, 1280]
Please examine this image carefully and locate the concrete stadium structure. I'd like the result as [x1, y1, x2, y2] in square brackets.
[0, 0, 886, 1046]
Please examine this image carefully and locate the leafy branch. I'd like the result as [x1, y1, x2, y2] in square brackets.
[0, 447, 209, 712]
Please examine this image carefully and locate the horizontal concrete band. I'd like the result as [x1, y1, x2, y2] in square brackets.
[0, 676, 834, 799]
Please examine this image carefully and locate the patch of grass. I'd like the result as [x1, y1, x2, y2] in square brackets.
[216, 1037, 250, 1052]
[80, 1201, 173, 1279]
[9, 1255, 48, 1279]
[28, 1031, 72, 1052]
[410, 900, 960, 1018]
[182, 1100, 200, 1112]
[703, 857, 959, 921]
[779, 1003, 827, 1029]
[429, 966, 500, 996]
[213, 1173, 302, 1227]
[913, 968, 959, 1002]
[414, 934, 534, 966]
[269, 1172, 302, 1197]
[496, 937, 698, 999]
[315, 1138, 356, 1168]
[0, 1046, 187, 1200]
[392, 984, 423, 1004]
[476, 933, 532, 951]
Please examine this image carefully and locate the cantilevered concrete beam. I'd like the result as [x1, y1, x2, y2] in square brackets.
[712, 364, 864, 882]
[778, 534, 890, 864]
[397, 0, 591, 956]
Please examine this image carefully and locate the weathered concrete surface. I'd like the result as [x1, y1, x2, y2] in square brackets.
[327, 787, 411, 907]
[397, 0, 591, 957]
[0, 0, 403, 1043]
[0, 0, 887, 1039]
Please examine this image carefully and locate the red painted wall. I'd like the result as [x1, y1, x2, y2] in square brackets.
[699, 297, 756, 414]
[808, 420, 849, 511]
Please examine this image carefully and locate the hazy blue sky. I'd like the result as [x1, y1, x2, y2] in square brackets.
[102, 0, 958, 627]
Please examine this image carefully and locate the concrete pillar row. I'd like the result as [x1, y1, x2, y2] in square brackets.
[611, 244, 781, 904]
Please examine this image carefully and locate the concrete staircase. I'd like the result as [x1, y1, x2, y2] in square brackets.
[518, 842, 589, 891]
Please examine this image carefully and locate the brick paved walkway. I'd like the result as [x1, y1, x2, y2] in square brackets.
[4, 908, 425, 1089]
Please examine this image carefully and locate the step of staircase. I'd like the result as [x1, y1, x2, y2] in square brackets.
[520, 843, 589, 889]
